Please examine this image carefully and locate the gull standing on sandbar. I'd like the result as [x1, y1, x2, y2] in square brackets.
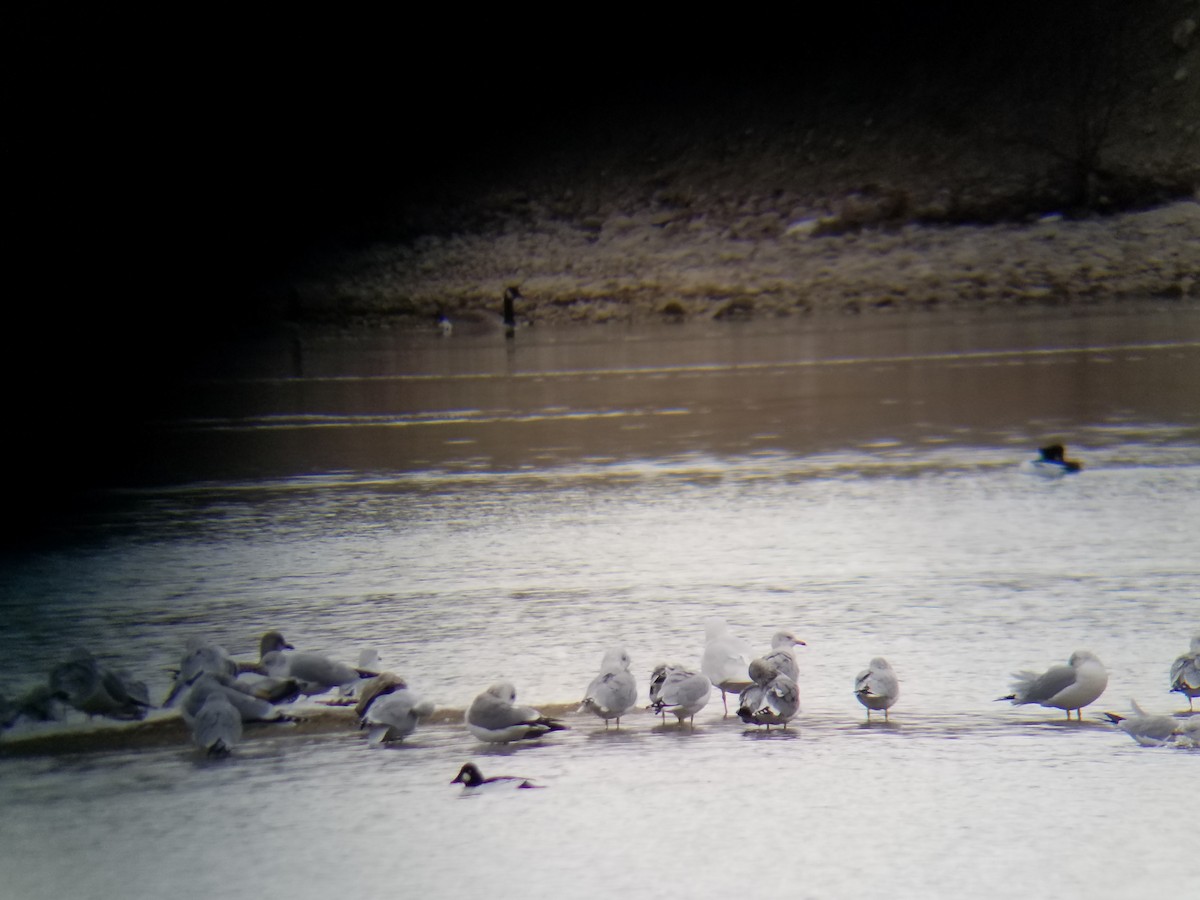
[466, 682, 568, 743]
[999, 650, 1108, 720]
[701, 618, 753, 716]
[737, 658, 799, 730]
[761, 630, 806, 683]
[854, 657, 900, 722]
[649, 664, 711, 728]
[1169, 633, 1200, 711]
[580, 647, 637, 728]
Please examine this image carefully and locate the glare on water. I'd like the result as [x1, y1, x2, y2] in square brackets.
[1, 308, 1198, 900]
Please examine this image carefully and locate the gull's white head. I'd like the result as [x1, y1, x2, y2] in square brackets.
[486, 682, 517, 704]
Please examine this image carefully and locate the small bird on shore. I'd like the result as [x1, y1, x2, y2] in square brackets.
[649, 664, 711, 728]
[1169, 633, 1200, 711]
[1022, 443, 1082, 477]
[737, 658, 800, 730]
[854, 657, 900, 722]
[998, 650, 1108, 720]
[580, 647, 637, 728]
[466, 682, 568, 743]
[451, 762, 543, 790]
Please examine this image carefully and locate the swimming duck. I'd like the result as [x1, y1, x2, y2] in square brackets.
[1022, 443, 1082, 477]
[450, 762, 543, 790]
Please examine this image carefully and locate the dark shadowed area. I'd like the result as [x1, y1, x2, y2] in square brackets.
[6, 2, 1198, 541]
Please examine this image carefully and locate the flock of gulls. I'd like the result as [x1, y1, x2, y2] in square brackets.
[2, 621, 1198, 789]
[2, 445, 1195, 788]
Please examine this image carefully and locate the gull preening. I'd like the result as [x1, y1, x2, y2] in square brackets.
[180, 673, 295, 725]
[580, 647, 637, 728]
[736, 658, 799, 729]
[1000, 650, 1108, 720]
[189, 692, 243, 757]
[163, 637, 240, 707]
[854, 657, 900, 722]
[466, 682, 568, 743]
[358, 686, 435, 746]
[700, 618, 753, 716]
[649, 664, 711, 728]
[451, 762, 543, 790]
[1169, 633, 1200, 711]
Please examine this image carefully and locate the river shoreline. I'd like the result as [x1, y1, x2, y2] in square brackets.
[286, 199, 1200, 333]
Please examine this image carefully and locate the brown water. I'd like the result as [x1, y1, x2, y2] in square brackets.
[1, 307, 1198, 900]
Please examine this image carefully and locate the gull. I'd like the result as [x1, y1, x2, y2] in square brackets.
[261, 640, 372, 699]
[700, 618, 753, 716]
[163, 637, 239, 706]
[359, 687, 435, 746]
[354, 672, 408, 718]
[999, 649, 1108, 720]
[1100, 700, 1182, 747]
[649, 664, 711, 728]
[450, 762, 543, 790]
[1169, 633, 1200, 711]
[761, 630, 806, 683]
[180, 673, 295, 725]
[189, 691, 243, 757]
[1021, 443, 1082, 477]
[580, 647, 637, 728]
[737, 658, 800, 730]
[466, 682, 568, 743]
[854, 657, 900, 722]
[1, 684, 63, 729]
[48, 648, 152, 721]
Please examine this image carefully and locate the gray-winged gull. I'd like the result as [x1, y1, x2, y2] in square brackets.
[999, 649, 1108, 720]
[580, 647, 637, 728]
[466, 682, 568, 743]
[737, 658, 800, 729]
[854, 657, 900, 722]
[1169, 633, 1200, 711]
[189, 691, 243, 756]
[359, 686, 435, 745]
[649, 664, 711, 728]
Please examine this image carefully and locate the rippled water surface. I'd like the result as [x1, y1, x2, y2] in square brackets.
[2, 309, 1198, 900]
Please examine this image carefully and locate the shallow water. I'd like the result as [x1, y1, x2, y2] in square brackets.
[1, 308, 1198, 900]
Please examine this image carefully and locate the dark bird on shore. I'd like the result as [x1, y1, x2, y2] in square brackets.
[451, 762, 543, 790]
